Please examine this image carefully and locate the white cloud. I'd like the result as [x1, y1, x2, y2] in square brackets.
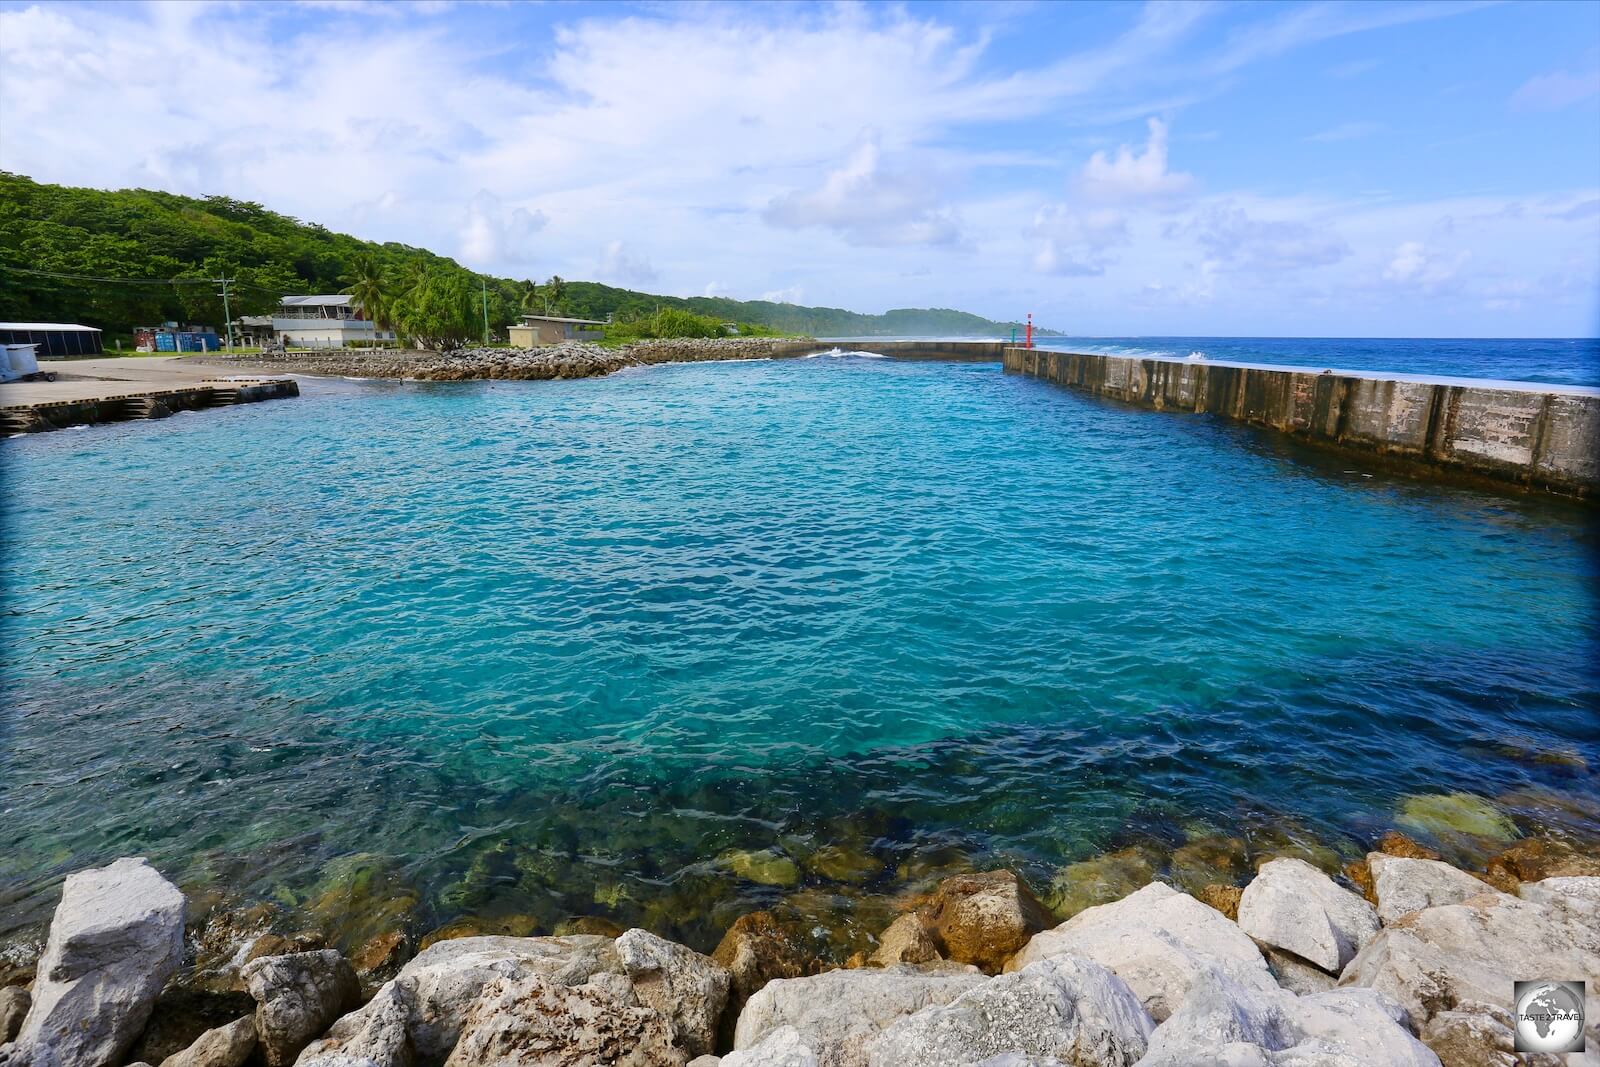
[1305, 121, 1382, 143]
[1510, 67, 1600, 111]
[1383, 240, 1470, 289]
[760, 287, 804, 304]
[460, 191, 547, 266]
[596, 242, 657, 285]
[1080, 118, 1194, 203]
[1188, 204, 1349, 271]
[763, 138, 964, 248]
[0, 0, 1592, 336]
[1030, 207, 1128, 276]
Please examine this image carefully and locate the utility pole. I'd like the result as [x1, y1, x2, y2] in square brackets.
[218, 276, 235, 352]
[481, 279, 490, 343]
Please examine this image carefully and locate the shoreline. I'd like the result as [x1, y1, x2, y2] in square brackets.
[2, 820, 1595, 1065]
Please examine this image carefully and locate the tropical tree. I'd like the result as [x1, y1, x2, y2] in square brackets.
[342, 253, 390, 335]
[543, 275, 567, 315]
[390, 269, 477, 351]
[518, 278, 540, 315]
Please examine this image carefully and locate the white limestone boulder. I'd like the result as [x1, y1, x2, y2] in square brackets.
[243, 950, 362, 1067]
[1236, 858, 1378, 973]
[312, 931, 727, 1065]
[0, 989, 28, 1045]
[1137, 965, 1439, 1067]
[721, 1026, 818, 1066]
[1367, 854, 1504, 925]
[865, 956, 1153, 1067]
[441, 972, 682, 1067]
[1516, 874, 1600, 915]
[158, 1016, 257, 1067]
[1418, 1002, 1566, 1067]
[294, 977, 415, 1067]
[1339, 887, 1600, 1063]
[732, 962, 985, 1067]
[1005, 882, 1274, 1022]
[0, 857, 185, 1067]
[616, 927, 730, 1059]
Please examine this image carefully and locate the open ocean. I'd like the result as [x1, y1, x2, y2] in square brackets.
[827, 336, 1600, 388]
[2, 348, 1596, 954]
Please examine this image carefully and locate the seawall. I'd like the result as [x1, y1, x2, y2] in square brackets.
[780, 339, 1008, 362]
[1001, 347, 1600, 500]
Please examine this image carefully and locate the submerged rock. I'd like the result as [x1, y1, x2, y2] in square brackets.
[243, 950, 362, 1067]
[720, 850, 802, 888]
[922, 871, 1052, 974]
[1165, 836, 1249, 897]
[2, 856, 185, 1067]
[1006, 882, 1275, 1022]
[865, 956, 1153, 1067]
[732, 963, 984, 1067]
[419, 915, 540, 951]
[868, 913, 940, 968]
[1481, 836, 1600, 893]
[1236, 857, 1378, 973]
[1397, 793, 1519, 849]
[1040, 848, 1159, 920]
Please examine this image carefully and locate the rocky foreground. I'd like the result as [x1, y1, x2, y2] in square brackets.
[195, 338, 814, 383]
[2, 842, 1596, 1067]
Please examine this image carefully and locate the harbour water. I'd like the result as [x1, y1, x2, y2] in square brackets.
[2, 353, 1597, 952]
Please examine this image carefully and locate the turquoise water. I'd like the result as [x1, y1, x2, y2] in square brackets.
[3, 355, 1598, 950]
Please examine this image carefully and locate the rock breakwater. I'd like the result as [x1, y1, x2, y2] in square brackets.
[196, 337, 814, 383]
[4, 832, 1595, 1066]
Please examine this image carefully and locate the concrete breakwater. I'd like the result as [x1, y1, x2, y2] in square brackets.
[1002, 347, 1600, 500]
[0, 377, 299, 435]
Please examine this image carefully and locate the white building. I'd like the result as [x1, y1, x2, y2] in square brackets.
[272, 295, 394, 348]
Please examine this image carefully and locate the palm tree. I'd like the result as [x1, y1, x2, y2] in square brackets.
[342, 254, 391, 340]
[543, 275, 567, 315]
[519, 279, 540, 316]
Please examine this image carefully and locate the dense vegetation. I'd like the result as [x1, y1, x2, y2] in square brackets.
[0, 173, 1035, 346]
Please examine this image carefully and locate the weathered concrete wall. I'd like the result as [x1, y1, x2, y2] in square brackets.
[1003, 347, 1600, 499]
[771, 340, 1008, 362]
[0, 379, 299, 435]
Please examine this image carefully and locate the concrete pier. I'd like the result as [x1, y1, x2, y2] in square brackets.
[1, 356, 299, 435]
[1001, 347, 1600, 500]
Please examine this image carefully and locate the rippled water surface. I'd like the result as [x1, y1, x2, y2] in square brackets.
[3, 356, 1597, 950]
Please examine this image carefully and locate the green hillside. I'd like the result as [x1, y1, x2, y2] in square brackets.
[0, 173, 1032, 341]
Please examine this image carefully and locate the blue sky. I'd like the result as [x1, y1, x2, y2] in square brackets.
[1, 0, 1597, 336]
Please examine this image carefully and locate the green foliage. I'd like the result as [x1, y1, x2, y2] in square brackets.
[605, 307, 728, 342]
[0, 172, 1044, 340]
[391, 269, 479, 351]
